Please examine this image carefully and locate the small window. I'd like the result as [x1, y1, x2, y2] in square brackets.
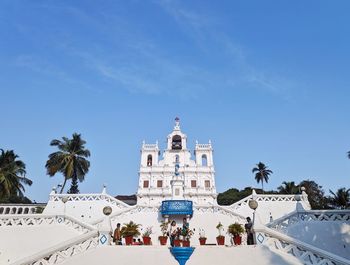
[147, 155, 152, 166]
[143, 180, 149, 188]
[191, 180, 197, 188]
[157, 180, 163, 188]
[202, 154, 208, 166]
[175, 155, 180, 163]
[175, 188, 180, 195]
[205, 180, 210, 188]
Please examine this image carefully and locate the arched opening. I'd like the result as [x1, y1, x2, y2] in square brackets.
[202, 154, 208, 166]
[147, 154, 152, 166]
[18, 208, 23, 214]
[172, 135, 182, 150]
[175, 155, 179, 163]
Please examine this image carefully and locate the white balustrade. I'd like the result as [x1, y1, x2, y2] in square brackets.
[0, 204, 46, 215]
[49, 193, 129, 209]
[12, 231, 99, 265]
[254, 226, 349, 265]
[0, 214, 96, 234]
[229, 194, 299, 211]
[268, 210, 350, 233]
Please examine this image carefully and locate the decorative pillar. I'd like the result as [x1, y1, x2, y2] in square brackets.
[164, 215, 169, 223]
[98, 206, 113, 246]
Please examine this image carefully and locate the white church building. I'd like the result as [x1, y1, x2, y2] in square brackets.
[137, 117, 217, 206]
[0, 119, 349, 265]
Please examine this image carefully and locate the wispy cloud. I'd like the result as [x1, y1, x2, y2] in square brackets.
[13, 55, 92, 91]
[157, 0, 296, 99]
[9, 1, 297, 100]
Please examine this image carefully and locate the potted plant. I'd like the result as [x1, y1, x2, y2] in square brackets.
[158, 221, 169, 245]
[198, 228, 207, 245]
[173, 227, 182, 247]
[216, 222, 225, 245]
[182, 228, 194, 247]
[142, 226, 153, 245]
[228, 223, 245, 245]
[121, 221, 141, 245]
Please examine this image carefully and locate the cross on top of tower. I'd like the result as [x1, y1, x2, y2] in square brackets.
[174, 117, 180, 130]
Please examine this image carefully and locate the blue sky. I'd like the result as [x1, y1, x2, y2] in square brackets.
[1, 0, 349, 202]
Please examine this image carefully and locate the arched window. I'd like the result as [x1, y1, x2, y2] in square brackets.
[172, 135, 182, 150]
[202, 154, 208, 166]
[147, 154, 152, 166]
[175, 155, 179, 163]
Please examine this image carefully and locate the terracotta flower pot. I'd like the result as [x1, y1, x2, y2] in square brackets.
[216, 236, 225, 245]
[182, 240, 190, 247]
[143, 236, 151, 245]
[159, 236, 168, 245]
[174, 239, 181, 247]
[233, 235, 242, 245]
[124, 236, 133, 245]
[199, 238, 207, 245]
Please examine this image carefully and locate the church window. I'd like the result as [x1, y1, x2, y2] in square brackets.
[205, 180, 211, 188]
[147, 155, 152, 166]
[191, 180, 197, 188]
[175, 155, 179, 163]
[143, 180, 149, 188]
[172, 135, 182, 150]
[202, 154, 208, 166]
[157, 180, 163, 188]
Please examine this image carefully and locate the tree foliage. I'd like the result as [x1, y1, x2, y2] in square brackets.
[0, 149, 32, 200]
[277, 181, 299, 194]
[45, 133, 90, 194]
[252, 162, 273, 192]
[329, 188, 350, 209]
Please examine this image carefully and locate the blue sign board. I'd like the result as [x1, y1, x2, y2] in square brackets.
[161, 200, 193, 216]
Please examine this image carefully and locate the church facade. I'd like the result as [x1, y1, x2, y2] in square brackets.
[136, 118, 217, 206]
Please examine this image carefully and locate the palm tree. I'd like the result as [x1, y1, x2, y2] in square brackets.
[277, 181, 299, 194]
[252, 162, 273, 193]
[329, 188, 350, 209]
[0, 149, 32, 198]
[45, 133, 90, 194]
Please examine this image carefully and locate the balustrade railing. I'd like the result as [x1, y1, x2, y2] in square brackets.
[194, 205, 246, 222]
[254, 226, 349, 265]
[229, 194, 299, 211]
[0, 214, 96, 234]
[268, 210, 350, 233]
[12, 231, 99, 265]
[49, 193, 129, 209]
[0, 204, 46, 215]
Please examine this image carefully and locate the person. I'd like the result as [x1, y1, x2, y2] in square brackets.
[113, 223, 122, 245]
[169, 220, 177, 247]
[245, 217, 254, 245]
[181, 217, 189, 240]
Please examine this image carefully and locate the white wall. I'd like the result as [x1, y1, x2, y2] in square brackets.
[61, 245, 302, 265]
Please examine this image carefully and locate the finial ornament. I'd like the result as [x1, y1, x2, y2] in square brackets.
[174, 117, 180, 130]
